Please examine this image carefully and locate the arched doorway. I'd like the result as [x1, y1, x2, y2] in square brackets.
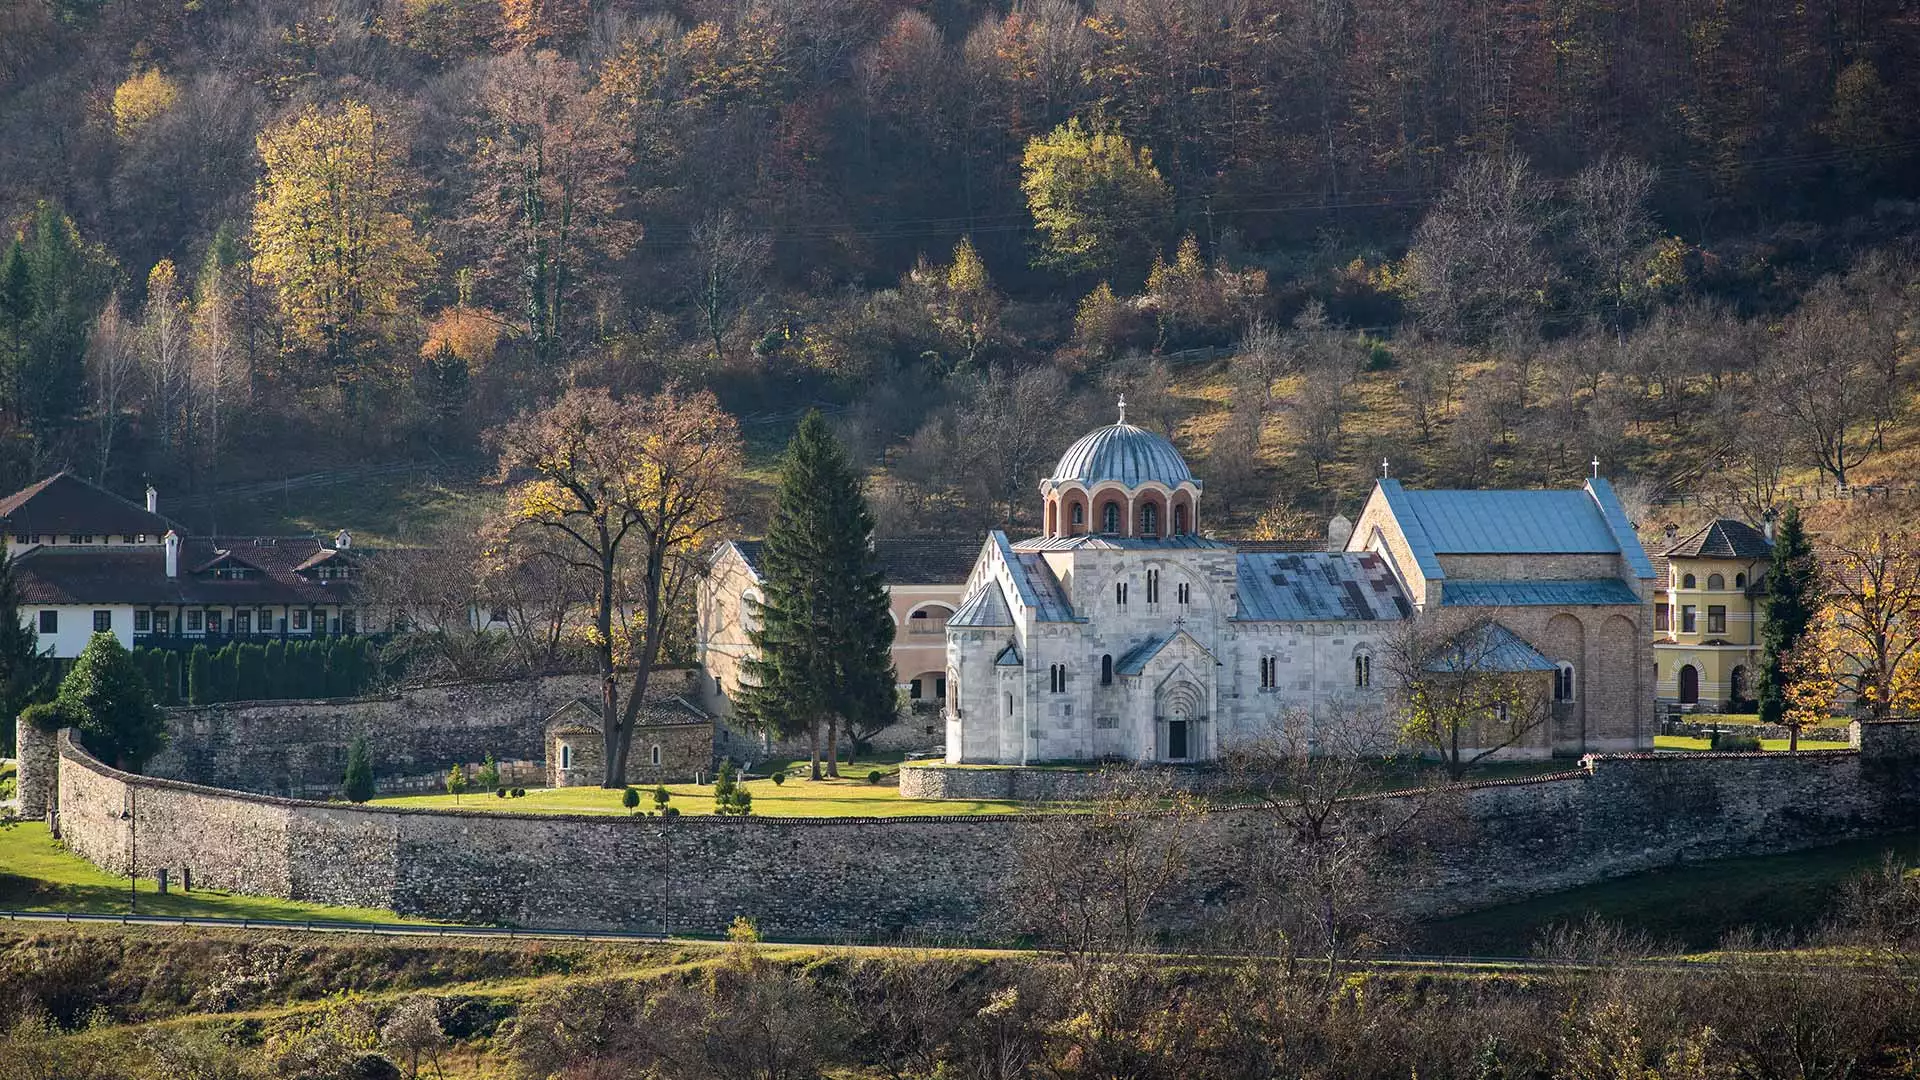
[1730, 665, 1749, 705]
[1678, 664, 1700, 705]
[1156, 680, 1204, 761]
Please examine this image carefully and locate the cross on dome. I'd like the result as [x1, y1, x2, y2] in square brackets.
[1117, 395, 1128, 425]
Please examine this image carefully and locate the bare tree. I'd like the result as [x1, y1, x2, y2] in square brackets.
[1762, 274, 1901, 488]
[689, 209, 771, 364]
[1406, 154, 1551, 342]
[953, 366, 1078, 526]
[85, 295, 138, 482]
[1397, 335, 1460, 444]
[1566, 155, 1658, 337]
[1383, 610, 1554, 779]
[1230, 317, 1292, 414]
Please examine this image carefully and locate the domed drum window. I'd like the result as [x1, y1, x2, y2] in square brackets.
[1139, 503, 1159, 536]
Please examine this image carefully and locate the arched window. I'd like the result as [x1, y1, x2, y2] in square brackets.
[1101, 502, 1120, 534]
[1177, 582, 1191, 604]
[1682, 573, 1697, 589]
[1146, 569, 1160, 603]
[1734, 572, 1746, 589]
[1005, 692, 1014, 717]
[1115, 580, 1128, 605]
[1173, 504, 1189, 535]
[1730, 665, 1749, 703]
[1049, 664, 1067, 693]
[1678, 664, 1700, 705]
[1139, 503, 1159, 535]
[1354, 653, 1372, 688]
[1259, 656, 1277, 689]
[1707, 573, 1725, 590]
[1101, 654, 1113, 685]
[1554, 662, 1576, 702]
[1071, 503, 1086, 530]
[650, 745, 662, 766]
[908, 604, 953, 635]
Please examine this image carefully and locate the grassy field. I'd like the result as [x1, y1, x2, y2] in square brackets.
[1654, 735, 1854, 752]
[1417, 831, 1920, 955]
[0, 822, 430, 923]
[373, 760, 1032, 818]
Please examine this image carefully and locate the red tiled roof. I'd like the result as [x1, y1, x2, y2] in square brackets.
[14, 536, 360, 607]
[0, 472, 175, 538]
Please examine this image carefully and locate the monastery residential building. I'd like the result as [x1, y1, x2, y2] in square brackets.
[940, 406, 1659, 765]
[697, 536, 981, 743]
[2, 472, 366, 657]
[1651, 518, 1774, 711]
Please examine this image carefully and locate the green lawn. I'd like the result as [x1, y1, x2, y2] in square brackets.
[1655, 735, 1853, 752]
[373, 767, 1033, 818]
[1418, 831, 1920, 955]
[0, 822, 431, 924]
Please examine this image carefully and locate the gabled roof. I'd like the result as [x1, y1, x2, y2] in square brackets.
[0, 472, 175, 538]
[1440, 579, 1641, 607]
[545, 694, 708, 731]
[1661, 518, 1773, 560]
[14, 536, 360, 607]
[1012, 551, 1078, 622]
[1114, 629, 1214, 676]
[949, 582, 1013, 627]
[1372, 477, 1656, 581]
[994, 641, 1023, 666]
[1424, 622, 1558, 674]
[1232, 551, 1409, 622]
[721, 537, 980, 586]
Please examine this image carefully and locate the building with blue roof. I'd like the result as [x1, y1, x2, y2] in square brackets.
[937, 405, 1657, 767]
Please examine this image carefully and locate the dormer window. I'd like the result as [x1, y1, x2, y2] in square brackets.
[214, 566, 253, 580]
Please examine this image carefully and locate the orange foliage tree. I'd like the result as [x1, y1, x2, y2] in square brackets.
[493, 386, 741, 785]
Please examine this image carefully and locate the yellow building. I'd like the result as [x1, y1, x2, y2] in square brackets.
[1652, 519, 1773, 710]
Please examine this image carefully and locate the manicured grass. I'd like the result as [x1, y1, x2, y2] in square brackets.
[1418, 831, 1920, 955]
[372, 768, 1034, 818]
[0, 822, 431, 924]
[1655, 735, 1853, 752]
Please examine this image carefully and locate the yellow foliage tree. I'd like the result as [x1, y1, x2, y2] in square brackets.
[1817, 529, 1920, 724]
[1020, 117, 1171, 277]
[497, 0, 586, 50]
[251, 101, 433, 395]
[111, 69, 179, 138]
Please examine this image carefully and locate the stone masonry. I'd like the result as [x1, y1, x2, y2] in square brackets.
[48, 722, 1920, 941]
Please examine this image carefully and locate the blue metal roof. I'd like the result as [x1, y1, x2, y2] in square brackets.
[1012, 552, 1079, 622]
[1114, 633, 1172, 676]
[1046, 424, 1198, 490]
[1440, 579, 1641, 607]
[994, 642, 1023, 666]
[1232, 552, 1410, 622]
[950, 582, 1013, 627]
[1394, 486, 1621, 554]
[1424, 622, 1559, 673]
[1586, 477, 1658, 580]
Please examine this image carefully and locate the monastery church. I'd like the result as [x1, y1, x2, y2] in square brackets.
[942, 403, 1658, 765]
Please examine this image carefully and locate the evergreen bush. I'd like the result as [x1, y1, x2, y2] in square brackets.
[187, 644, 212, 706]
[342, 736, 375, 802]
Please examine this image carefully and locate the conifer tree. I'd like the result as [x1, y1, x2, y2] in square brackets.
[187, 644, 212, 706]
[343, 735, 375, 802]
[736, 412, 897, 779]
[1758, 506, 1820, 731]
[0, 548, 46, 752]
[59, 633, 165, 770]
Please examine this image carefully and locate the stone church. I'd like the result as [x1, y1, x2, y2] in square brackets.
[942, 406, 1657, 765]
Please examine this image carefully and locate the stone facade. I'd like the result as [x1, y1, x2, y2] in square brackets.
[142, 671, 702, 797]
[13, 715, 57, 820]
[543, 699, 713, 787]
[48, 722, 1920, 940]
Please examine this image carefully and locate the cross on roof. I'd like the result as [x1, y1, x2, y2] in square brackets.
[1117, 395, 1128, 425]
[1591, 455, 1601, 478]
[1380, 457, 1390, 478]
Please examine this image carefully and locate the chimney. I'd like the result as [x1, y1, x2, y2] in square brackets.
[145, 483, 158, 515]
[1325, 514, 1354, 553]
[163, 530, 179, 578]
[334, 529, 352, 550]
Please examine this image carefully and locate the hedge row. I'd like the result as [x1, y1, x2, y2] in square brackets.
[135, 638, 381, 706]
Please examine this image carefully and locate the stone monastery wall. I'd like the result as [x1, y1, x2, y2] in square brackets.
[46, 724, 1920, 941]
[143, 672, 691, 797]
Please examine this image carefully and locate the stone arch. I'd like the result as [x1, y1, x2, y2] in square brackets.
[1132, 489, 1168, 537]
[1155, 679, 1205, 761]
[1598, 614, 1643, 746]
[1169, 489, 1196, 535]
[1045, 500, 1058, 536]
[906, 602, 954, 637]
[1540, 613, 1587, 752]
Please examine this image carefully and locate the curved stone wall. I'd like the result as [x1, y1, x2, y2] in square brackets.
[47, 723, 1920, 941]
[897, 763, 1231, 801]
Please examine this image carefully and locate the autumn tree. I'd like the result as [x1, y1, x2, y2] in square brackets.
[1020, 117, 1171, 279]
[498, 0, 587, 51]
[463, 51, 635, 366]
[494, 386, 741, 785]
[252, 101, 433, 400]
[1818, 523, 1920, 724]
[1386, 610, 1554, 779]
[909, 235, 1000, 372]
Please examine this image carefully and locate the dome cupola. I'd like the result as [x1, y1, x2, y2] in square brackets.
[1040, 398, 1201, 540]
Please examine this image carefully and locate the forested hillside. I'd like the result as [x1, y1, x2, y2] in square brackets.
[4, 0, 1920, 536]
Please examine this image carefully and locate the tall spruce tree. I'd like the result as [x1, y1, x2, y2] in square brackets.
[0, 548, 45, 753]
[736, 412, 897, 779]
[1757, 505, 1820, 740]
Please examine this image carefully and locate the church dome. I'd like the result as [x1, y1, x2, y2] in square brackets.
[1047, 416, 1197, 491]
